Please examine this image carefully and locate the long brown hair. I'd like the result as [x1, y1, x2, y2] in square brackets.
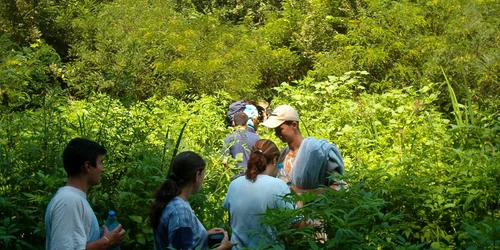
[149, 151, 206, 228]
[245, 139, 280, 182]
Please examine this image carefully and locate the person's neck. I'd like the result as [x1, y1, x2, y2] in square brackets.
[288, 135, 304, 152]
[236, 126, 247, 131]
[262, 164, 277, 177]
[178, 185, 193, 202]
[66, 176, 90, 194]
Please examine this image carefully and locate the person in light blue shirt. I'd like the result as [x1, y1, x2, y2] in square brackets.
[45, 138, 125, 250]
[223, 139, 297, 249]
[150, 151, 238, 250]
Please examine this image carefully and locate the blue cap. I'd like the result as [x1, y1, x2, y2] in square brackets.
[277, 163, 284, 169]
[244, 105, 259, 128]
[108, 210, 116, 217]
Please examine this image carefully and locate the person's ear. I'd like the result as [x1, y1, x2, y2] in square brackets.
[82, 161, 91, 173]
[195, 170, 202, 182]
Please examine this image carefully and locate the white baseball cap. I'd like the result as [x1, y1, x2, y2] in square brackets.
[261, 105, 299, 128]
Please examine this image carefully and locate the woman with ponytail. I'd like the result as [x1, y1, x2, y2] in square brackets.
[150, 151, 238, 250]
[223, 139, 296, 249]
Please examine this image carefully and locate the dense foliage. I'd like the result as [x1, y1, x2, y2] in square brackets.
[1, 73, 498, 249]
[0, 0, 499, 249]
[2, 0, 498, 105]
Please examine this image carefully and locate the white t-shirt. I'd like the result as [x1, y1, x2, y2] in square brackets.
[45, 186, 100, 250]
[223, 175, 295, 249]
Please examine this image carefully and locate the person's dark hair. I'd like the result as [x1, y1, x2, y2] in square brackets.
[245, 139, 280, 182]
[62, 138, 107, 177]
[284, 120, 300, 132]
[234, 112, 248, 126]
[149, 151, 206, 228]
[256, 105, 265, 123]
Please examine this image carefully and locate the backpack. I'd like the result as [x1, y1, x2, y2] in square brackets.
[225, 100, 246, 126]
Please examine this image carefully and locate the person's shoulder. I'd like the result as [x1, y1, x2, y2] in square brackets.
[223, 132, 234, 141]
[170, 198, 195, 217]
[160, 199, 194, 228]
[48, 187, 88, 215]
[53, 186, 85, 200]
[168, 197, 188, 208]
[249, 130, 260, 139]
[224, 130, 241, 139]
[260, 176, 290, 194]
[163, 198, 188, 218]
[303, 136, 321, 143]
[169, 198, 198, 222]
[229, 175, 247, 187]
[246, 126, 259, 134]
[301, 137, 331, 151]
[259, 175, 285, 185]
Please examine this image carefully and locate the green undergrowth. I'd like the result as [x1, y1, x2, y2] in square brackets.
[0, 73, 498, 249]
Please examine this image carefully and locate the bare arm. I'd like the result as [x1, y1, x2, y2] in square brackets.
[85, 237, 108, 250]
[217, 231, 238, 250]
[290, 183, 346, 195]
[86, 224, 126, 250]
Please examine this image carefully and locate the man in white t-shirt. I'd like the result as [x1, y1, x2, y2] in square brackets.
[45, 138, 126, 250]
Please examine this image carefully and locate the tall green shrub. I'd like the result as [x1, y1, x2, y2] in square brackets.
[0, 37, 63, 111]
[65, 0, 300, 102]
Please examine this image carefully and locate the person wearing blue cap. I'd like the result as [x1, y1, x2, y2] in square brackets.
[243, 104, 259, 134]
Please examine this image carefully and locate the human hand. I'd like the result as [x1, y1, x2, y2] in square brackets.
[218, 231, 238, 250]
[102, 224, 126, 247]
[330, 180, 349, 191]
[296, 200, 304, 208]
[290, 185, 306, 194]
[206, 227, 225, 236]
[291, 185, 329, 195]
[307, 218, 322, 227]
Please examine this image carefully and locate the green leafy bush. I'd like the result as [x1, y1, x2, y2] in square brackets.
[256, 71, 499, 249]
[0, 36, 63, 111]
[307, 0, 500, 105]
[0, 0, 498, 248]
[64, 0, 300, 102]
[1, 71, 498, 249]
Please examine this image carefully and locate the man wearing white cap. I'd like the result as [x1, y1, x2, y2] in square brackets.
[261, 105, 345, 191]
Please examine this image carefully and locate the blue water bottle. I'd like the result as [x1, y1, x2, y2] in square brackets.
[276, 163, 292, 186]
[105, 210, 120, 250]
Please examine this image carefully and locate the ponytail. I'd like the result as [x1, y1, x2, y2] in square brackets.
[245, 139, 280, 182]
[245, 150, 268, 181]
[149, 178, 180, 228]
[149, 151, 205, 228]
